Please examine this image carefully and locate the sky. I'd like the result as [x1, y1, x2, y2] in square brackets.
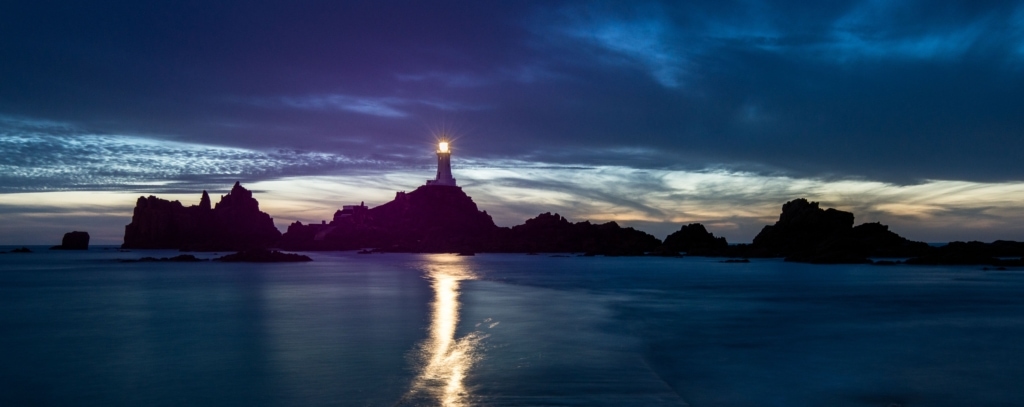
[2, 0, 1024, 245]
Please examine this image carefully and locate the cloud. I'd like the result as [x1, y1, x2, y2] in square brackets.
[6, 1, 1024, 185]
[542, 4, 689, 88]
[5, 142, 1024, 245]
[4, 1, 1024, 245]
[0, 118, 393, 192]
[278, 95, 410, 117]
[824, 0, 993, 61]
[245, 94, 491, 118]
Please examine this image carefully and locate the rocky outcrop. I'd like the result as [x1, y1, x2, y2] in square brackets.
[280, 185, 500, 253]
[750, 199, 929, 263]
[752, 199, 855, 255]
[819, 222, 930, 258]
[905, 240, 1024, 266]
[279, 187, 660, 255]
[496, 212, 661, 256]
[51, 231, 90, 250]
[660, 223, 728, 255]
[363, 186, 500, 252]
[216, 249, 312, 262]
[122, 182, 281, 251]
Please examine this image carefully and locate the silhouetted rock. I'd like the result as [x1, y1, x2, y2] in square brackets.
[199, 190, 212, 210]
[215, 249, 312, 262]
[280, 187, 660, 255]
[51, 231, 90, 250]
[749, 198, 928, 263]
[838, 222, 931, 257]
[497, 212, 661, 256]
[281, 185, 500, 253]
[990, 240, 1024, 257]
[9, 247, 32, 253]
[122, 182, 282, 251]
[660, 223, 728, 255]
[753, 199, 854, 255]
[363, 186, 500, 252]
[905, 241, 1024, 266]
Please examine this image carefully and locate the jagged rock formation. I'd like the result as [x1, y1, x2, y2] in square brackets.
[818, 222, 931, 259]
[280, 188, 660, 255]
[752, 199, 855, 255]
[750, 198, 929, 263]
[660, 223, 728, 255]
[496, 212, 661, 256]
[52, 231, 90, 250]
[280, 185, 500, 252]
[122, 182, 281, 251]
[905, 240, 1024, 266]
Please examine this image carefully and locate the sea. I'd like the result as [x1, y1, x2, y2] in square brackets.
[2, 246, 1024, 407]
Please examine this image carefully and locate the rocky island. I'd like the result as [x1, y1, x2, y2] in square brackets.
[279, 187, 659, 255]
[281, 185, 499, 253]
[748, 198, 932, 263]
[116, 142, 1024, 266]
[276, 141, 659, 255]
[122, 182, 281, 251]
[51, 231, 90, 250]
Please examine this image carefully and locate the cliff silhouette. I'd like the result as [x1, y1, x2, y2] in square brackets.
[122, 182, 281, 251]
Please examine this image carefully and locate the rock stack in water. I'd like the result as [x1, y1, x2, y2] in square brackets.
[279, 186, 662, 255]
[751, 198, 930, 263]
[281, 185, 500, 252]
[122, 182, 281, 251]
[659, 223, 729, 255]
[496, 212, 661, 256]
[51, 231, 90, 250]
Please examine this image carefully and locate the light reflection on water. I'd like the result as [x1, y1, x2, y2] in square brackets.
[400, 255, 486, 407]
[9, 252, 1024, 406]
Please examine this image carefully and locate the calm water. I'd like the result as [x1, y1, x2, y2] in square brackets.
[2, 247, 1024, 406]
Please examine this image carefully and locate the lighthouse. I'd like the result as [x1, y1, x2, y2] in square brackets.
[426, 141, 457, 186]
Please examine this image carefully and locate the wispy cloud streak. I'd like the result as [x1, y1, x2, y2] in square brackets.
[0, 132, 388, 193]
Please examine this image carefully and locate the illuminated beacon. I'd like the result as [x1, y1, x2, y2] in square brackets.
[426, 140, 457, 186]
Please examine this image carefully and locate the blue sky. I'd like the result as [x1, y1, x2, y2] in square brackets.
[3, 0, 1024, 244]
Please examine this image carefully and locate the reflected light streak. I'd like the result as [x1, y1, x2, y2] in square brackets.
[401, 255, 484, 407]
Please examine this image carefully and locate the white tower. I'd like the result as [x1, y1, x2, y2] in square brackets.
[426, 141, 457, 186]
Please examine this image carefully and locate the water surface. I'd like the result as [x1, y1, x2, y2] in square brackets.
[2, 247, 1023, 406]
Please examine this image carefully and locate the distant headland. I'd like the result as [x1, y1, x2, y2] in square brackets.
[117, 141, 1024, 266]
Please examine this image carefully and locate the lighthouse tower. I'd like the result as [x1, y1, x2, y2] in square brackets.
[426, 141, 457, 186]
